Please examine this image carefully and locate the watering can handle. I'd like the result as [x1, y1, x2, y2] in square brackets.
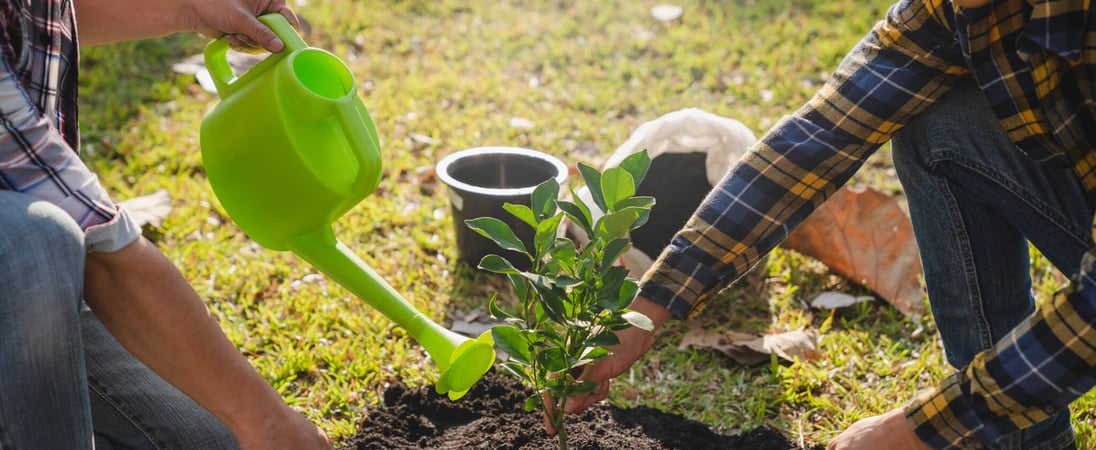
[204, 13, 308, 97]
[335, 99, 384, 196]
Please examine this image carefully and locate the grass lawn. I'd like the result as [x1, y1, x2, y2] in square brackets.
[79, 0, 1095, 447]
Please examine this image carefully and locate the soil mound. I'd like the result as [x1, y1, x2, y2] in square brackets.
[338, 370, 821, 450]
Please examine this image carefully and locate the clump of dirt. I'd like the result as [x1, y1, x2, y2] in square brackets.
[338, 370, 822, 450]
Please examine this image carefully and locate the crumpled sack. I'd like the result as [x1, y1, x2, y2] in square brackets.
[567, 108, 757, 276]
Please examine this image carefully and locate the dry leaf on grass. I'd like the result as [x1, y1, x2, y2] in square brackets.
[809, 291, 874, 310]
[783, 184, 925, 317]
[678, 325, 820, 366]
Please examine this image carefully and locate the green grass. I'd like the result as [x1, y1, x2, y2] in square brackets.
[78, 0, 1095, 446]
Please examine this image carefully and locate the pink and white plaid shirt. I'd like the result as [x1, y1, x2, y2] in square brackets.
[0, 0, 138, 252]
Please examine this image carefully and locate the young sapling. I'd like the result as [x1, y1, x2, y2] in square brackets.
[465, 150, 656, 450]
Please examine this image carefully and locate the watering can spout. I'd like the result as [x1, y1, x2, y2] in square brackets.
[287, 228, 494, 400]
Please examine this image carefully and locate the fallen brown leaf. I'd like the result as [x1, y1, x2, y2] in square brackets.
[783, 184, 925, 317]
[678, 325, 819, 366]
[747, 329, 820, 362]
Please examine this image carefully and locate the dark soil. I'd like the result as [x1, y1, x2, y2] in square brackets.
[338, 370, 822, 450]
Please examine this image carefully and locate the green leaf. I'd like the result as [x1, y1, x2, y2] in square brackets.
[608, 204, 652, 232]
[577, 163, 607, 212]
[597, 266, 628, 310]
[488, 294, 514, 321]
[491, 326, 531, 365]
[524, 396, 541, 412]
[619, 149, 652, 187]
[545, 382, 568, 399]
[620, 206, 652, 228]
[559, 199, 592, 238]
[554, 275, 583, 289]
[571, 189, 595, 220]
[603, 316, 631, 330]
[532, 301, 547, 324]
[574, 346, 611, 367]
[577, 243, 598, 267]
[531, 179, 560, 220]
[542, 257, 564, 279]
[614, 196, 655, 210]
[534, 213, 564, 257]
[587, 330, 620, 347]
[621, 310, 654, 331]
[600, 167, 636, 212]
[535, 285, 569, 324]
[525, 273, 568, 321]
[507, 273, 529, 303]
[537, 347, 569, 372]
[601, 238, 631, 268]
[536, 323, 563, 343]
[594, 209, 639, 241]
[549, 239, 577, 271]
[610, 279, 639, 313]
[631, 208, 652, 230]
[465, 217, 528, 256]
[521, 272, 557, 291]
[503, 203, 537, 228]
[478, 254, 521, 275]
[501, 361, 532, 384]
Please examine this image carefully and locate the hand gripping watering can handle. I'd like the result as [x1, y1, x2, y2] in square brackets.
[203, 13, 308, 97]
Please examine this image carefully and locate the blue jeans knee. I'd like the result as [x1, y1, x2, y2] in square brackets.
[0, 190, 92, 449]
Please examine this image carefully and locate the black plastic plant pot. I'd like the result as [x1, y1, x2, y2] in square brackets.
[436, 147, 569, 270]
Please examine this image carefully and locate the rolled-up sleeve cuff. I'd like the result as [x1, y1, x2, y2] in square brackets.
[904, 378, 983, 449]
[638, 249, 725, 320]
[84, 205, 141, 253]
[637, 283, 694, 319]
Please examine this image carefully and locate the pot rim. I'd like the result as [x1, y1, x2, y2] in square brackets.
[435, 146, 569, 196]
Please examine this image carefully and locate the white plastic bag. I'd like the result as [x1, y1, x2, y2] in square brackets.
[569, 108, 757, 276]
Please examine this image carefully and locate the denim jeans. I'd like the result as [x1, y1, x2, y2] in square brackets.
[0, 190, 238, 449]
[891, 80, 1092, 450]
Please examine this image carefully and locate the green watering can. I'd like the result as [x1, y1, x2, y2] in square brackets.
[199, 13, 494, 400]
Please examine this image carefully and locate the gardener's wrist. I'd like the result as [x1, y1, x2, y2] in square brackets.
[230, 401, 331, 449]
[628, 296, 673, 331]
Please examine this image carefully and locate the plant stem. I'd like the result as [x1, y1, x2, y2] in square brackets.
[550, 395, 568, 450]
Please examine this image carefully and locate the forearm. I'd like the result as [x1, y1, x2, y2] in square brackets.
[629, 296, 673, 331]
[83, 237, 290, 441]
[72, 0, 188, 45]
[72, 0, 297, 52]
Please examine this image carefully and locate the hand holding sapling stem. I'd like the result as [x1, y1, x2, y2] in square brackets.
[564, 296, 672, 414]
[466, 150, 657, 450]
[826, 408, 930, 450]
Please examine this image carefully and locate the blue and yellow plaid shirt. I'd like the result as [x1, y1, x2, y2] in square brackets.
[637, 0, 1096, 447]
